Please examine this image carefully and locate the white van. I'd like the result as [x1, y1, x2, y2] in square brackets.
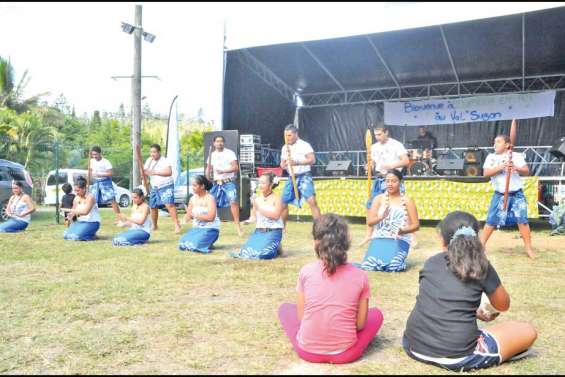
[44, 169, 132, 207]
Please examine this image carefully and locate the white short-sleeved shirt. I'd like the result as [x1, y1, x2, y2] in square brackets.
[370, 138, 407, 175]
[90, 158, 112, 179]
[281, 138, 314, 175]
[210, 149, 237, 180]
[144, 156, 174, 188]
[483, 151, 527, 193]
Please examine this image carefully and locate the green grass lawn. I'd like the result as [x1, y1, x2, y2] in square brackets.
[0, 207, 563, 374]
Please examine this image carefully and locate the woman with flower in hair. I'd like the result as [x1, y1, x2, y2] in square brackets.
[403, 211, 537, 371]
[278, 214, 384, 364]
[355, 169, 420, 272]
[230, 172, 283, 260]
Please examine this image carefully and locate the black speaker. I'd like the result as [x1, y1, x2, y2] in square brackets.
[550, 137, 565, 159]
[436, 157, 465, 176]
[325, 160, 352, 176]
[464, 164, 482, 177]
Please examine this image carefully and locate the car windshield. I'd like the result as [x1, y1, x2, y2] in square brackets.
[178, 170, 204, 186]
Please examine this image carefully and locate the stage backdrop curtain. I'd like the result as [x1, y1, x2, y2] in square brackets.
[297, 92, 565, 152]
[275, 177, 539, 221]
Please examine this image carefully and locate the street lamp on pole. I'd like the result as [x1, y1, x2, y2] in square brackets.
[121, 5, 157, 189]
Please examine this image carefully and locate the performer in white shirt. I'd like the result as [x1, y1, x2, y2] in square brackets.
[88, 146, 122, 223]
[205, 135, 242, 236]
[480, 135, 534, 259]
[360, 126, 410, 246]
[280, 124, 321, 227]
[144, 144, 181, 233]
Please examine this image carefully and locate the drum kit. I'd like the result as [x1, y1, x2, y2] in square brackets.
[407, 148, 436, 176]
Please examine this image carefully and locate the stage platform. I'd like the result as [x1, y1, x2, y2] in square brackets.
[271, 176, 539, 221]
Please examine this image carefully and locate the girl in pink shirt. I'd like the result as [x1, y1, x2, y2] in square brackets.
[278, 213, 384, 364]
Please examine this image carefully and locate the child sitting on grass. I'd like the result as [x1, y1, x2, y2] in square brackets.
[278, 213, 384, 364]
[402, 211, 537, 372]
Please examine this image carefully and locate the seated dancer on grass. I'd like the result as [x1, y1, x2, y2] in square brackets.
[230, 172, 283, 260]
[0, 181, 35, 233]
[113, 188, 152, 246]
[178, 175, 220, 253]
[63, 177, 100, 241]
[355, 170, 419, 272]
[403, 211, 537, 372]
[359, 126, 409, 246]
[278, 214, 384, 364]
[480, 134, 534, 258]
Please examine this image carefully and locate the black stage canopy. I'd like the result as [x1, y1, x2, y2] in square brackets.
[222, 7, 565, 151]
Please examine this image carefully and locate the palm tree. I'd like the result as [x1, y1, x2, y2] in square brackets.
[0, 56, 48, 112]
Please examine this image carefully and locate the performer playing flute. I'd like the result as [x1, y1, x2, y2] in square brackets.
[480, 133, 534, 259]
[280, 124, 321, 227]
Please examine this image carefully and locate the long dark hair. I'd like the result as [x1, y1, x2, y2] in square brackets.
[132, 188, 145, 202]
[193, 175, 213, 191]
[438, 211, 488, 282]
[312, 213, 350, 276]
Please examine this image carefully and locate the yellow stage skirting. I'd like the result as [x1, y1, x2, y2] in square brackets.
[274, 177, 539, 221]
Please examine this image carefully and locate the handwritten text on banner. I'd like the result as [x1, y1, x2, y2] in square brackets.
[384, 91, 555, 126]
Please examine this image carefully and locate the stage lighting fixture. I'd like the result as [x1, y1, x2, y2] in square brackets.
[121, 22, 135, 34]
[143, 32, 156, 43]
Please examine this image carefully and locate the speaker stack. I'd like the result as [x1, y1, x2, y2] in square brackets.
[463, 148, 484, 177]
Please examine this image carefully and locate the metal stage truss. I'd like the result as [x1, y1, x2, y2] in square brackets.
[236, 49, 565, 108]
[299, 74, 565, 108]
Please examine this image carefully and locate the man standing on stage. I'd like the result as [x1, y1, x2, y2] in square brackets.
[144, 144, 182, 233]
[88, 146, 122, 224]
[280, 124, 321, 226]
[360, 126, 410, 245]
[206, 135, 243, 236]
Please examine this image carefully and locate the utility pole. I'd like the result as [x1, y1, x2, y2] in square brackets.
[118, 5, 157, 189]
[131, 4, 142, 188]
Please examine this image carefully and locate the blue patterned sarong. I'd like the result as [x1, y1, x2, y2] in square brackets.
[113, 229, 150, 246]
[486, 190, 529, 227]
[64, 221, 100, 241]
[354, 237, 411, 272]
[149, 183, 175, 209]
[178, 227, 219, 253]
[0, 218, 28, 233]
[89, 177, 115, 205]
[281, 173, 315, 207]
[230, 229, 283, 260]
[210, 181, 238, 208]
[366, 177, 406, 209]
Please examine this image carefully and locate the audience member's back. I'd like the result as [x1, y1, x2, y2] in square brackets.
[278, 213, 384, 364]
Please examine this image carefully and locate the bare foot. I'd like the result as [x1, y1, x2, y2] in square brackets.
[358, 236, 370, 247]
[152, 226, 159, 232]
[236, 226, 243, 237]
[525, 249, 536, 259]
[175, 225, 182, 234]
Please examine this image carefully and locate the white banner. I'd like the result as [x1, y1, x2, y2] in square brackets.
[384, 91, 556, 126]
[166, 96, 181, 186]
